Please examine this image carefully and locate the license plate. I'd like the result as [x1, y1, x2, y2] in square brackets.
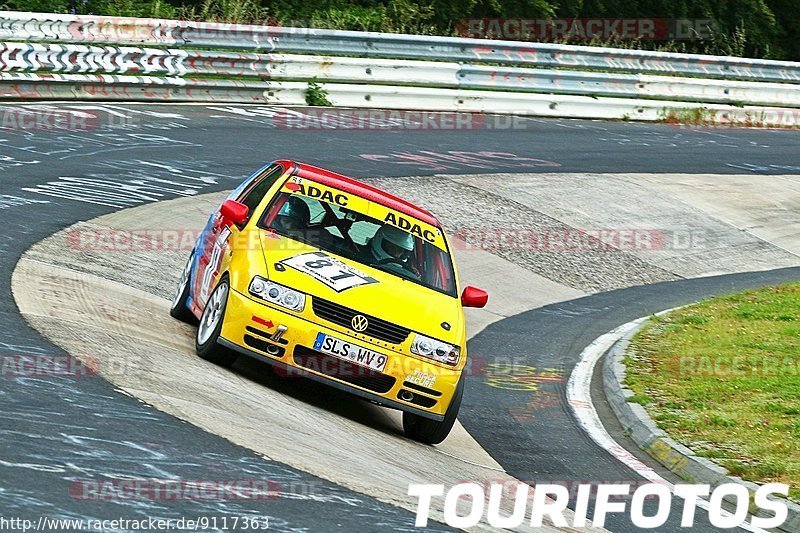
[313, 333, 388, 372]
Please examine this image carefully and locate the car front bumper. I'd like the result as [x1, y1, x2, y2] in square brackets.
[220, 289, 462, 420]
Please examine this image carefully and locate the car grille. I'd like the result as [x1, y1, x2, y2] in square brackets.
[311, 297, 410, 344]
[293, 345, 396, 394]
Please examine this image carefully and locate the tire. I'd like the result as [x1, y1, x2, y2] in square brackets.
[403, 377, 464, 445]
[170, 252, 198, 325]
[195, 277, 239, 367]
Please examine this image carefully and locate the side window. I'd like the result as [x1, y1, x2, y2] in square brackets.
[237, 167, 284, 224]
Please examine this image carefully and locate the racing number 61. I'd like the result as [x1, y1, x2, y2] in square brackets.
[305, 259, 355, 281]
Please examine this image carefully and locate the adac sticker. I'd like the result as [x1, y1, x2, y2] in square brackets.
[280, 251, 378, 292]
[381, 211, 445, 250]
[282, 180, 350, 207]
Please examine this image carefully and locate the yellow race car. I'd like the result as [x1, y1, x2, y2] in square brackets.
[170, 160, 488, 444]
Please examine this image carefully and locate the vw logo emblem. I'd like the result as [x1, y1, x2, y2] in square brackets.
[351, 315, 369, 332]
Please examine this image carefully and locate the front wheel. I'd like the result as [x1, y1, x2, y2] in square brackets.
[195, 278, 238, 367]
[403, 377, 464, 445]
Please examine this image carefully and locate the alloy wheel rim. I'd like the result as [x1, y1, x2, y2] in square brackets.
[197, 282, 228, 345]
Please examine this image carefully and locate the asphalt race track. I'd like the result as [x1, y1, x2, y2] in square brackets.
[464, 267, 800, 532]
[2, 103, 800, 532]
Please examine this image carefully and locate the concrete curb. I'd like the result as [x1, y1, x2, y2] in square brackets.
[602, 314, 800, 533]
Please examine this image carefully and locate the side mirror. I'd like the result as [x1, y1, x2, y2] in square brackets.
[461, 286, 488, 308]
[220, 199, 249, 227]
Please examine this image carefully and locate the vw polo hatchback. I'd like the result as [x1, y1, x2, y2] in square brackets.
[170, 160, 488, 444]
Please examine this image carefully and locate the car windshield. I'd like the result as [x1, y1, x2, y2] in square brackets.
[258, 186, 457, 297]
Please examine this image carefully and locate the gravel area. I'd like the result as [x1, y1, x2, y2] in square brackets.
[364, 176, 679, 292]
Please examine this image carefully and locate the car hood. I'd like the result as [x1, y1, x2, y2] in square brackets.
[258, 231, 463, 343]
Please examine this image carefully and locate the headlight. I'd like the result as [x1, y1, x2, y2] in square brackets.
[411, 333, 460, 366]
[249, 276, 306, 312]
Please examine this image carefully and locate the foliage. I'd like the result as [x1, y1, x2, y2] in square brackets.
[4, 0, 800, 60]
[174, 0, 269, 22]
[305, 78, 332, 106]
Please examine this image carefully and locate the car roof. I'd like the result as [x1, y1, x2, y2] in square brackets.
[287, 161, 442, 227]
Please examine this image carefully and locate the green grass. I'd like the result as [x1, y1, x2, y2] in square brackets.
[625, 283, 800, 501]
[304, 78, 332, 106]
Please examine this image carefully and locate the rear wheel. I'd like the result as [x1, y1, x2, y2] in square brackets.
[170, 252, 197, 324]
[195, 278, 239, 367]
[403, 377, 464, 445]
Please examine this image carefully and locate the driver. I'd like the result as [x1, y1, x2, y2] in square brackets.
[365, 225, 417, 273]
[273, 196, 310, 235]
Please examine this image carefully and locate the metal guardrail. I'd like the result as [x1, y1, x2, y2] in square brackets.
[1, 11, 800, 126]
[4, 71, 798, 129]
[3, 41, 799, 108]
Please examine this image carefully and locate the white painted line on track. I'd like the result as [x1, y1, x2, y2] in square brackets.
[566, 318, 659, 481]
[566, 314, 767, 533]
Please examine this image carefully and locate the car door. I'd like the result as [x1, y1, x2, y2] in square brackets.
[192, 163, 286, 310]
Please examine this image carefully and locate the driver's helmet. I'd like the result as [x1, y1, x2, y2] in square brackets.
[274, 196, 310, 233]
[370, 225, 414, 261]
